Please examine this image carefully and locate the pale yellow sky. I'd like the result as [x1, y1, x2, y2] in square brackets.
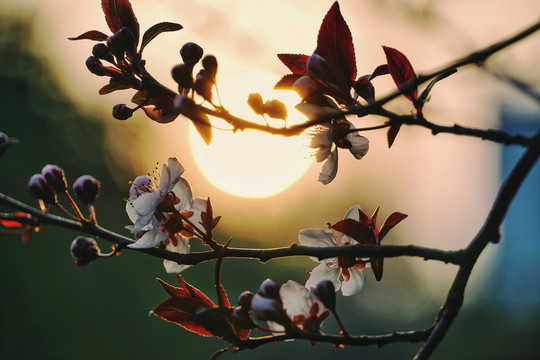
[2, 0, 540, 292]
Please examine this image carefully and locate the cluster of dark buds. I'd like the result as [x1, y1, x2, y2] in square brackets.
[70, 0, 218, 145]
[27, 164, 100, 222]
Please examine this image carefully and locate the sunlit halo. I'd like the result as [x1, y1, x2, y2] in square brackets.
[189, 72, 312, 198]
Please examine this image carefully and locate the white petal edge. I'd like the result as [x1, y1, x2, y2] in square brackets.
[163, 238, 191, 273]
[341, 269, 366, 296]
[318, 148, 338, 185]
[127, 229, 166, 249]
[280, 280, 311, 318]
[305, 263, 341, 292]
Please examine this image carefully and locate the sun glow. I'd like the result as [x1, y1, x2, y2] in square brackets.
[189, 72, 312, 198]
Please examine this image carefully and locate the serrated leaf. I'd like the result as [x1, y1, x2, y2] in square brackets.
[140, 22, 183, 53]
[277, 53, 309, 74]
[317, 2, 357, 88]
[274, 74, 303, 90]
[383, 46, 417, 102]
[101, 0, 140, 46]
[98, 81, 132, 95]
[157, 276, 216, 307]
[195, 307, 244, 342]
[153, 297, 215, 337]
[331, 218, 373, 245]
[379, 212, 408, 241]
[68, 30, 109, 41]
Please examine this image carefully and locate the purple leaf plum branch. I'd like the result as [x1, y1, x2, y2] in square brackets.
[1, 1, 540, 359]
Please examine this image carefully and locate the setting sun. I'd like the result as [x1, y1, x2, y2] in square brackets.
[189, 72, 312, 198]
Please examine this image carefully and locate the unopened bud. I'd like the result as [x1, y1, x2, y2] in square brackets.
[73, 175, 100, 204]
[250, 294, 284, 322]
[173, 94, 196, 114]
[312, 279, 336, 311]
[180, 42, 204, 68]
[237, 291, 255, 310]
[92, 43, 114, 63]
[107, 27, 135, 58]
[112, 104, 134, 120]
[264, 99, 287, 120]
[27, 174, 55, 204]
[70, 236, 100, 266]
[171, 64, 193, 89]
[0, 132, 19, 159]
[85, 56, 107, 76]
[201, 55, 218, 79]
[258, 279, 280, 300]
[232, 307, 255, 329]
[247, 93, 265, 115]
[41, 164, 67, 193]
[194, 69, 214, 102]
[306, 53, 331, 81]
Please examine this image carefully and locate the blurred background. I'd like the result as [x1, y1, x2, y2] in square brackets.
[0, 0, 539, 359]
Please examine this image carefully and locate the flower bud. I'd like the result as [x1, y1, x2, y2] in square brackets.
[92, 43, 114, 63]
[201, 55, 218, 79]
[73, 175, 100, 204]
[85, 56, 107, 76]
[173, 94, 196, 114]
[250, 294, 284, 322]
[112, 104, 134, 120]
[264, 99, 287, 120]
[312, 279, 336, 311]
[247, 93, 265, 115]
[107, 27, 135, 58]
[193, 69, 214, 103]
[171, 64, 193, 89]
[70, 236, 100, 266]
[0, 131, 19, 159]
[27, 174, 55, 204]
[232, 307, 255, 329]
[237, 291, 254, 310]
[258, 279, 280, 300]
[306, 53, 331, 81]
[180, 42, 204, 68]
[41, 164, 67, 193]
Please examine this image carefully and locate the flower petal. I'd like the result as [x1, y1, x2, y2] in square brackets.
[318, 148, 338, 184]
[127, 228, 166, 249]
[305, 263, 341, 292]
[172, 178, 194, 212]
[299, 228, 337, 248]
[280, 280, 311, 318]
[162, 157, 184, 193]
[163, 238, 191, 273]
[340, 268, 366, 296]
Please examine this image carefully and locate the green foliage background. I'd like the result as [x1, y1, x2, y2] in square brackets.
[0, 13, 539, 360]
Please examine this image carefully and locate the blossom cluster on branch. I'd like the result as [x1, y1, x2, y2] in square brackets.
[1, 0, 540, 359]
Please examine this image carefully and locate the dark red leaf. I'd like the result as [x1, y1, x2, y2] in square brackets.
[68, 30, 109, 41]
[370, 207, 379, 231]
[383, 46, 417, 102]
[274, 74, 303, 90]
[177, 275, 216, 308]
[277, 53, 309, 74]
[157, 278, 186, 298]
[369, 64, 389, 80]
[153, 297, 215, 337]
[195, 307, 244, 341]
[331, 218, 373, 245]
[101, 0, 140, 46]
[379, 212, 408, 242]
[317, 2, 357, 86]
[140, 22, 183, 53]
[371, 258, 384, 281]
[98, 81, 131, 95]
[386, 121, 402, 148]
